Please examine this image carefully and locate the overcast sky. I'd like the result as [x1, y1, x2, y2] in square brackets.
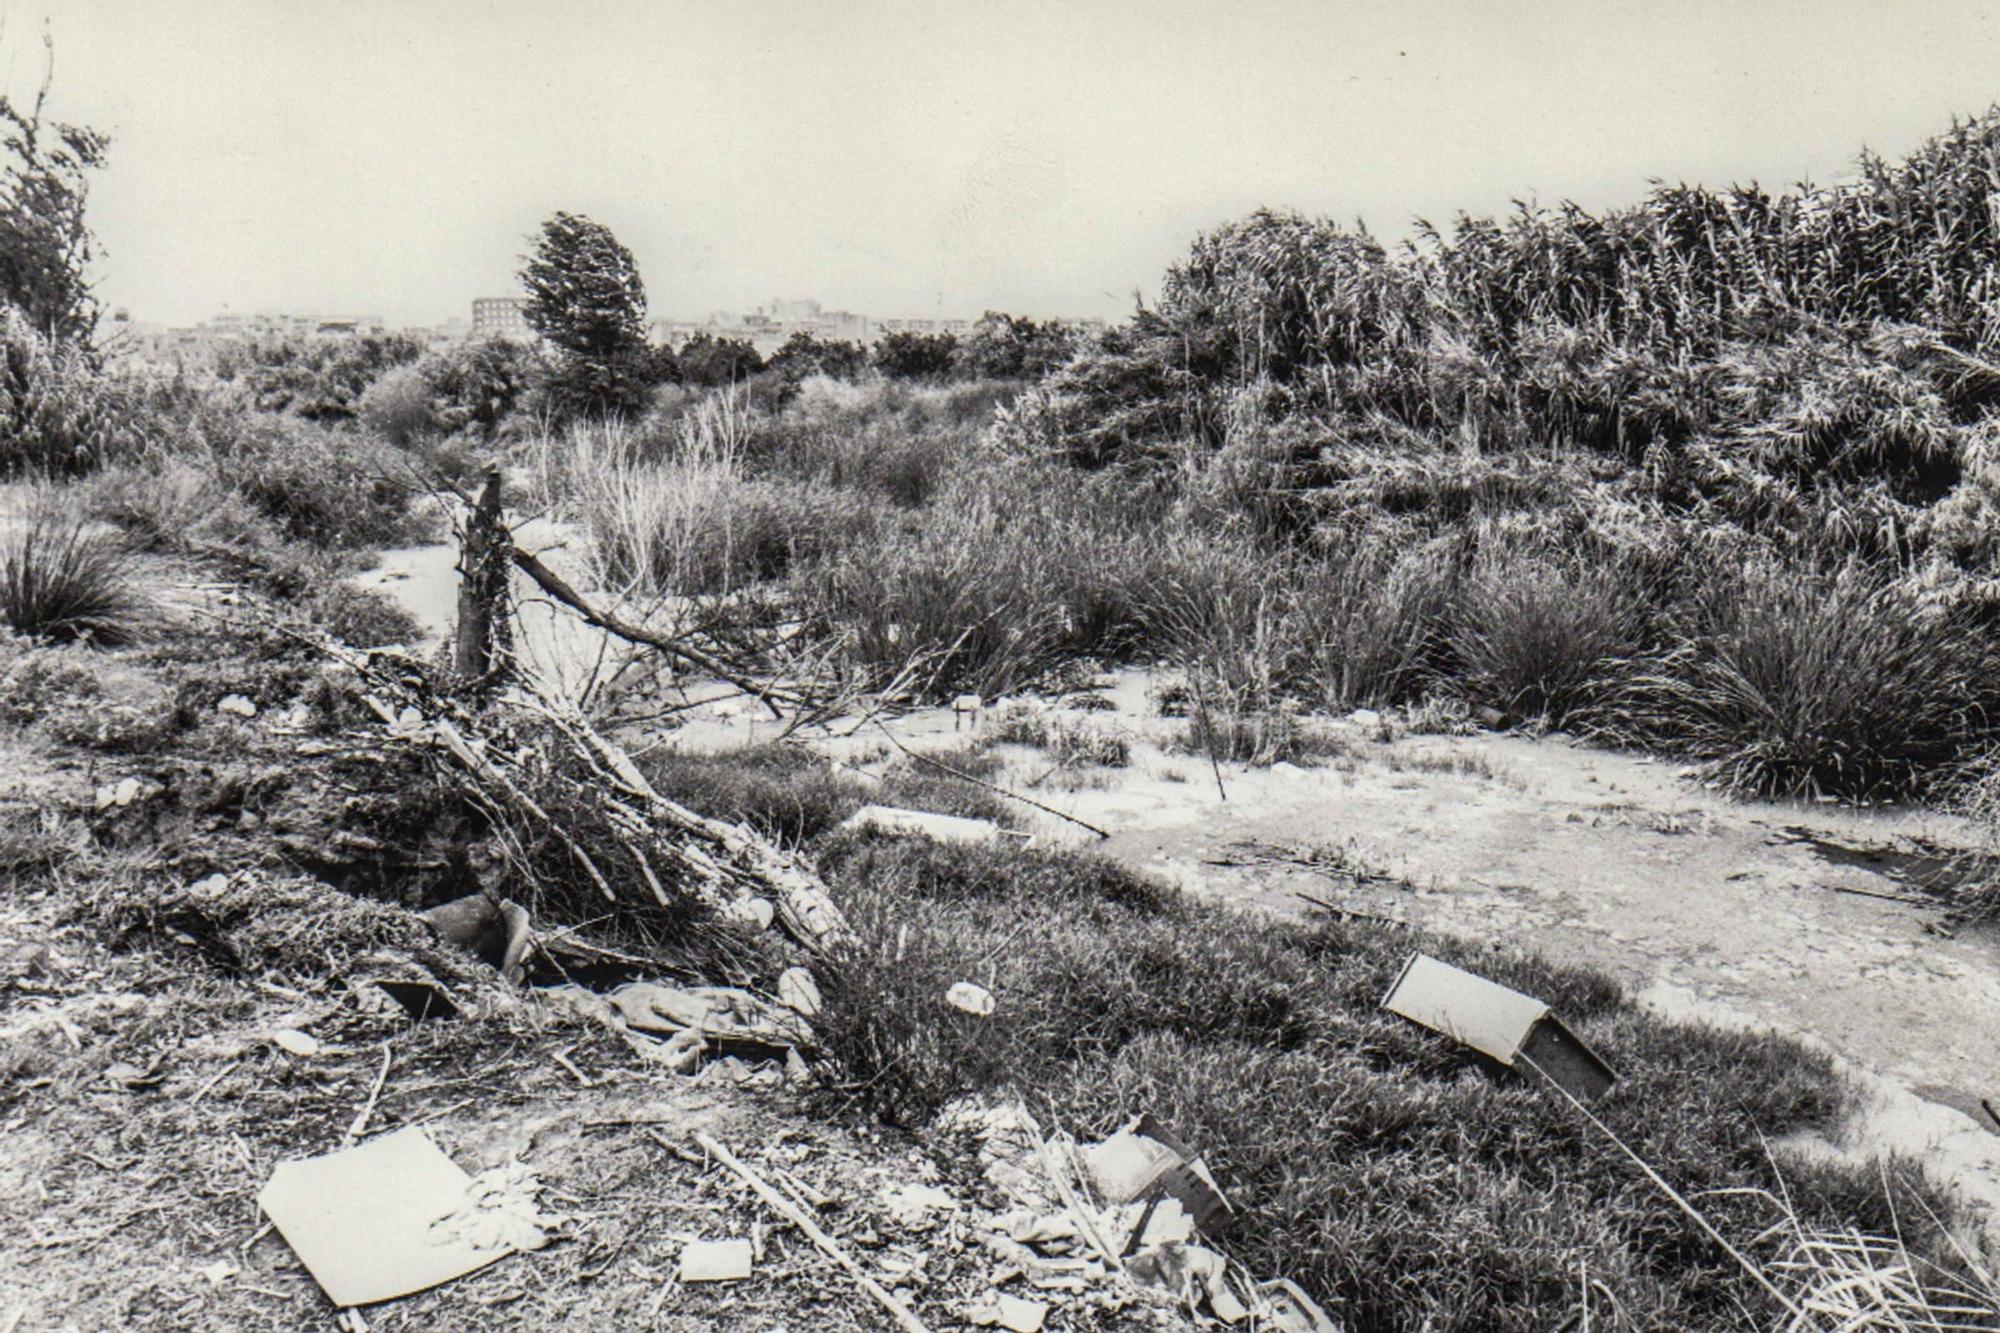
[16, 1, 2000, 328]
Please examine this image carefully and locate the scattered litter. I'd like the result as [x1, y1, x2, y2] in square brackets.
[216, 694, 258, 718]
[366, 978, 459, 1023]
[199, 1260, 238, 1287]
[1083, 1114, 1232, 1234]
[677, 1237, 754, 1283]
[93, 777, 142, 811]
[777, 966, 823, 1018]
[269, 1029, 320, 1058]
[725, 895, 777, 931]
[842, 804, 1002, 845]
[421, 893, 532, 984]
[883, 1182, 959, 1228]
[1258, 1276, 1343, 1331]
[945, 981, 996, 1016]
[689, 1132, 933, 1332]
[433, 1162, 556, 1254]
[969, 1292, 1047, 1331]
[256, 1128, 530, 1307]
[611, 981, 810, 1064]
[1381, 953, 1618, 1102]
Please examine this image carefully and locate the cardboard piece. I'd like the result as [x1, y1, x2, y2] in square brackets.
[840, 804, 1001, 845]
[1381, 953, 1618, 1102]
[677, 1237, 754, 1282]
[256, 1128, 513, 1308]
[1083, 1114, 1233, 1234]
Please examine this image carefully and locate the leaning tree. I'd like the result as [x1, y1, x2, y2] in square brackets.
[518, 211, 660, 417]
[0, 35, 108, 346]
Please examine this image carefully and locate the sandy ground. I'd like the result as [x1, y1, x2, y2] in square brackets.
[365, 535, 2000, 1242]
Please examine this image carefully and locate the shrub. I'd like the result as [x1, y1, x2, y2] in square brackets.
[1450, 544, 1644, 725]
[0, 500, 145, 645]
[640, 744, 864, 846]
[213, 415, 432, 549]
[0, 306, 149, 477]
[1603, 559, 2000, 797]
[357, 363, 438, 446]
[793, 466, 1164, 698]
[873, 330, 958, 380]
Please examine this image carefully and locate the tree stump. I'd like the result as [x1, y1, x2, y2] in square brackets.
[453, 469, 513, 687]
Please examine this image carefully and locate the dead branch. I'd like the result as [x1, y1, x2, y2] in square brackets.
[510, 545, 795, 720]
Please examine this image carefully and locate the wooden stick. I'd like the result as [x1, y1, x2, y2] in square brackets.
[870, 719, 1111, 840]
[689, 1132, 933, 1333]
[345, 1043, 393, 1142]
[510, 545, 794, 719]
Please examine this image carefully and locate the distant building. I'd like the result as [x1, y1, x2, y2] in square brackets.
[472, 297, 533, 340]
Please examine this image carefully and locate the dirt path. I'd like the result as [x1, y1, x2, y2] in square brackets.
[813, 671, 2000, 1234]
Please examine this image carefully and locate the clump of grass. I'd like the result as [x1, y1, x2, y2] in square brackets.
[812, 832, 1981, 1331]
[641, 743, 866, 847]
[984, 703, 1131, 767]
[1604, 559, 2000, 798]
[1174, 697, 1353, 767]
[0, 503, 147, 646]
[1450, 544, 1643, 726]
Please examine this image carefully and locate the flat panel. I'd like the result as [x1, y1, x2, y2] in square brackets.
[1381, 953, 1548, 1065]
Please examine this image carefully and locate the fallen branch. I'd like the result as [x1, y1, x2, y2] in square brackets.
[510, 546, 795, 720]
[690, 1131, 933, 1333]
[870, 720, 1111, 840]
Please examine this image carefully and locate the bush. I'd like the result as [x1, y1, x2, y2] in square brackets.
[357, 363, 438, 446]
[0, 306, 149, 477]
[641, 744, 865, 847]
[793, 466, 1167, 698]
[0, 499, 145, 645]
[1450, 544, 1644, 725]
[1603, 559, 2000, 797]
[213, 415, 433, 549]
[873, 330, 958, 380]
[545, 409, 884, 598]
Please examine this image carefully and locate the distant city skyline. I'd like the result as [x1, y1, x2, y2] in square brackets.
[20, 1, 2000, 330]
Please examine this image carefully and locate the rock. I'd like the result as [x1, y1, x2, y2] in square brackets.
[217, 694, 258, 718]
[945, 981, 996, 1016]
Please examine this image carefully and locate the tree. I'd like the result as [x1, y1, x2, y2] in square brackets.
[873, 330, 957, 379]
[954, 312, 1081, 380]
[767, 330, 867, 382]
[676, 332, 764, 387]
[0, 36, 109, 346]
[519, 212, 658, 417]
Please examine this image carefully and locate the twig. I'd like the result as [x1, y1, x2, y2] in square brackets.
[345, 1043, 393, 1142]
[870, 719, 1111, 840]
[690, 1133, 934, 1333]
[1522, 1051, 1815, 1327]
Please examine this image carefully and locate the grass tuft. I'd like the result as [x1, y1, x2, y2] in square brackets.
[0, 502, 146, 646]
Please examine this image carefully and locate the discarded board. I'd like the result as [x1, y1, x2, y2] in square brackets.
[840, 804, 1002, 846]
[1380, 953, 1617, 1102]
[256, 1128, 516, 1307]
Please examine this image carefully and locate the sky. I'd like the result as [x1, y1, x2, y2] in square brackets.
[14, 0, 2000, 328]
